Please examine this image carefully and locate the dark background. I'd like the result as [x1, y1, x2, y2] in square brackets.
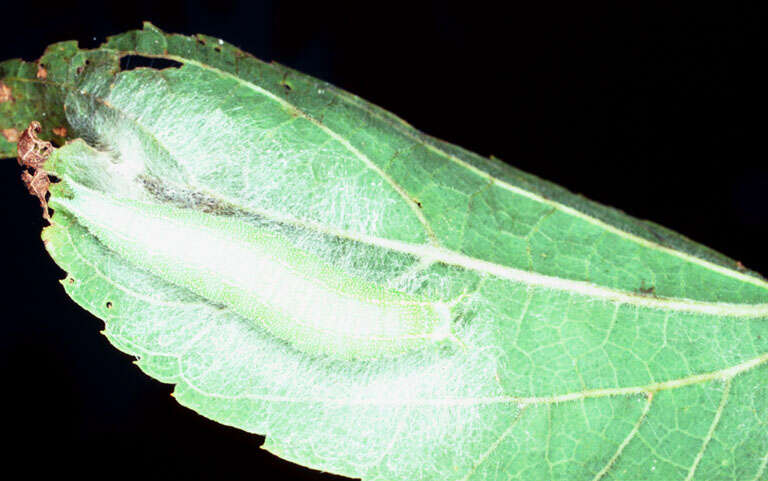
[0, 1, 766, 480]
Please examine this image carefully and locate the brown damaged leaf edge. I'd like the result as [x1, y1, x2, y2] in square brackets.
[17, 121, 54, 221]
[36, 64, 48, 80]
[0, 81, 12, 103]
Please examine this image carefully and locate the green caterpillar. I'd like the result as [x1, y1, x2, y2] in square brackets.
[51, 180, 461, 360]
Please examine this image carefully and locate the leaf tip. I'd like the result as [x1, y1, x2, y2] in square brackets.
[141, 21, 163, 33]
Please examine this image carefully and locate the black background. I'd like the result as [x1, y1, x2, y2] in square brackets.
[0, 1, 766, 480]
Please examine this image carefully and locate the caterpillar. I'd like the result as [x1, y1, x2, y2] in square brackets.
[51, 180, 463, 360]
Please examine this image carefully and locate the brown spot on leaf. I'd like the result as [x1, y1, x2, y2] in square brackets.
[0, 82, 11, 103]
[17, 121, 54, 221]
[52, 126, 67, 137]
[2, 128, 20, 142]
[36, 65, 48, 80]
[637, 281, 656, 297]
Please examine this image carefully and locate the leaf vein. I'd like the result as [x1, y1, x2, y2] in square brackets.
[157, 55, 440, 246]
[684, 379, 732, 481]
[171, 352, 767, 407]
[591, 393, 654, 481]
[458, 406, 526, 481]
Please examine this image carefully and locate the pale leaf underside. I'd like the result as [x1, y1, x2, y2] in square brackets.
[0, 23, 766, 481]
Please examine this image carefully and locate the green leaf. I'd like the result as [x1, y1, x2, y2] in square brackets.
[2, 22, 766, 481]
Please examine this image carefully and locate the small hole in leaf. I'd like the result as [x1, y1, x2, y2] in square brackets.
[106, 301, 113, 309]
[120, 55, 182, 72]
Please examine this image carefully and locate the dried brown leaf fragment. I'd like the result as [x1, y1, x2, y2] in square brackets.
[17, 121, 54, 220]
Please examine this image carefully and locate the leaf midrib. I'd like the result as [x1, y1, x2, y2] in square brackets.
[298, 60, 768, 293]
[105, 48, 768, 293]
[9, 74, 768, 317]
